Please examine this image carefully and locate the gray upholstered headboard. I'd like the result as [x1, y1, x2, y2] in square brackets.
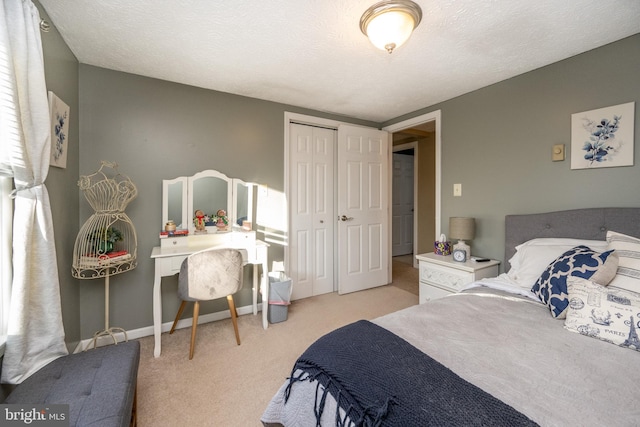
[504, 208, 640, 270]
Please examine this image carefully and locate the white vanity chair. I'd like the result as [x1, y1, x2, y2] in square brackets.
[151, 170, 269, 358]
[170, 248, 245, 360]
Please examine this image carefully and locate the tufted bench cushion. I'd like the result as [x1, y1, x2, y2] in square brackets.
[5, 340, 140, 427]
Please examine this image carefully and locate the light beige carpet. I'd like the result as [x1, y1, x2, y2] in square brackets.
[136, 260, 418, 426]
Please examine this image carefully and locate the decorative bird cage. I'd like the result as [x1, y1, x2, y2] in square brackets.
[72, 161, 138, 279]
[72, 161, 138, 348]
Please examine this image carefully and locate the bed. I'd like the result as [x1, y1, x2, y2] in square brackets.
[261, 208, 640, 427]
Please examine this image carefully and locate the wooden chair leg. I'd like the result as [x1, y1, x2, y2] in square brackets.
[189, 301, 199, 360]
[170, 300, 188, 334]
[227, 295, 241, 345]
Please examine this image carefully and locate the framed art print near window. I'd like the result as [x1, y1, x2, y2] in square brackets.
[570, 102, 634, 170]
[48, 91, 70, 169]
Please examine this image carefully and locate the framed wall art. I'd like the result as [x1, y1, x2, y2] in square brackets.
[48, 91, 70, 169]
[570, 102, 635, 170]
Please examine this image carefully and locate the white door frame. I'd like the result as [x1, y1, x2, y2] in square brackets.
[392, 142, 417, 259]
[284, 110, 441, 289]
[383, 110, 442, 265]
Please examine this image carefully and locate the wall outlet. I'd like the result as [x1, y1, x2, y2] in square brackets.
[453, 183, 462, 197]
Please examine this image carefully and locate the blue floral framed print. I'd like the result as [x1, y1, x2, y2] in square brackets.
[570, 102, 634, 170]
[48, 91, 70, 169]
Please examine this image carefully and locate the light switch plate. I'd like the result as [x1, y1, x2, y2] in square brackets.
[552, 144, 565, 161]
[453, 183, 462, 197]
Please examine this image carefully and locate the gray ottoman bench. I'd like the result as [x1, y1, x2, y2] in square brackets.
[5, 340, 140, 427]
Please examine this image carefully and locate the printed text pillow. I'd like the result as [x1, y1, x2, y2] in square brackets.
[565, 277, 640, 352]
[531, 246, 618, 318]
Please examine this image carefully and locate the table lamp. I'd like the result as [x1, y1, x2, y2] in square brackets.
[449, 217, 475, 261]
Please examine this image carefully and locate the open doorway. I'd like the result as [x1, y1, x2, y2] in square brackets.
[391, 142, 418, 295]
[385, 111, 440, 295]
[392, 143, 416, 260]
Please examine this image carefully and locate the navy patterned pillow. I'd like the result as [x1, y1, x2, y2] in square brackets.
[531, 246, 618, 318]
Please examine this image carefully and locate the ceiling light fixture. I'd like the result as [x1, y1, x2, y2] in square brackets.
[359, 0, 422, 54]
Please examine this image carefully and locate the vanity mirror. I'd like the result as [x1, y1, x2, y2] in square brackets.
[162, 170, 255, 234]
[162, 177, 187, 229]
[233, 178, 254, 229]
[187, 170, 232, 233]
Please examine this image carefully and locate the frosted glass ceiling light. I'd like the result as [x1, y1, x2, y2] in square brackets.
[360, 0, 422, 54]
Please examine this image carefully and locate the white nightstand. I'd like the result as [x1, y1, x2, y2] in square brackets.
[416, 252, 500, 304]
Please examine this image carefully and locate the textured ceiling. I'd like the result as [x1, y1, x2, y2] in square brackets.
[39, 0, 640, 123]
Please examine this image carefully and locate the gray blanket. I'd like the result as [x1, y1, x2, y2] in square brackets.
[262, 287, 640, 426]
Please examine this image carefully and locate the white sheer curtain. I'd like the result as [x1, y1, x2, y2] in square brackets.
[0, 0, 67, 384]
[0, 178, 12, 345]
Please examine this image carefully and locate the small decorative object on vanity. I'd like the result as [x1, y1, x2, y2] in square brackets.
[416, 252, 499, 304]
[215, 209, 229, 231]
[194, 209, 207, 232]
[164, 220, 176, 232]
[449, 217, 475, 260]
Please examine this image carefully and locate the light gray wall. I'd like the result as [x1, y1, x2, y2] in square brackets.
[416, 134, 436, 254]
[36, 1, 82, 350]
[385, 34, 640, 268]
[78, 65, 378, 338]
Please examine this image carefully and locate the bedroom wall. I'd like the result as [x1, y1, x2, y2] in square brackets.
[417, 132, 436, 255]
[384, 34, 640, 268]
[34, 6, 639, 342]
[35, 1, 82, 350]
[77, 65, 378, 339]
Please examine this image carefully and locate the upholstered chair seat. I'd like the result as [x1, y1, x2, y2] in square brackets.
[170, 248, 244, 359]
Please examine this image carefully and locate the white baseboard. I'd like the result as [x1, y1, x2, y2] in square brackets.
[73, 303, 261, 353]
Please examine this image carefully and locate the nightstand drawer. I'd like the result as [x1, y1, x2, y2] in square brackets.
[416, 252, 500, 303]
[420, 262, 473, 291]
[419, 283, 451, 304]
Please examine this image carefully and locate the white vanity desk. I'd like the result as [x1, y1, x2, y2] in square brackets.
[153, 168, 269, 358]
[151, 231, 269, 358]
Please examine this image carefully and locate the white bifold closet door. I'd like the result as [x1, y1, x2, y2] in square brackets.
[289, 123, 335, 299]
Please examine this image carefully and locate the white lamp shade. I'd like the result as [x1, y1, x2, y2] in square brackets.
[365, 10, 416, 52]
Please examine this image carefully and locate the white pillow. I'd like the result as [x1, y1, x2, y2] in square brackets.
[507, 238, 609, 289]
[606, 230, 640, 292]
[565, 277, 640, 352]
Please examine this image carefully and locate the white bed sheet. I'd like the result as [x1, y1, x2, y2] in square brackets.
[462, 273, 540, 301]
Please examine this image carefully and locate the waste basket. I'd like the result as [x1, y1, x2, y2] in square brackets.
[268, 272, 292, 324]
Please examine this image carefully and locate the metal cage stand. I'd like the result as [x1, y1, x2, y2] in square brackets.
[71, 161, 138, 350]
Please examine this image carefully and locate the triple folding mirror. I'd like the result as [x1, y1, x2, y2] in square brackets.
[162, 170, 254, 234]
